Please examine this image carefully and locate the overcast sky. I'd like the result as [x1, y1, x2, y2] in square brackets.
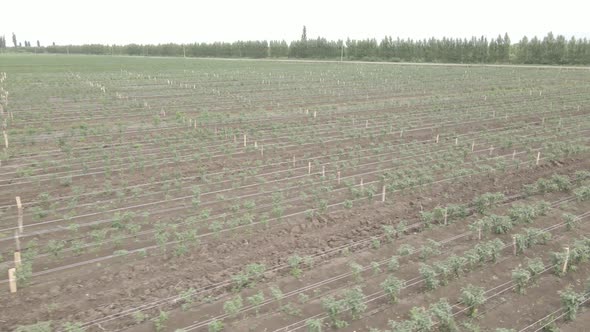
[2, 0, 589, 46]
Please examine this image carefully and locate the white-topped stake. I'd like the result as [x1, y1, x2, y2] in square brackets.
[381, 185, 386, 202]
[16, 197, 22, 233]
[8, 268, 16, 293]
[536, 151, 541, 165]
[562, 247, 570, 274]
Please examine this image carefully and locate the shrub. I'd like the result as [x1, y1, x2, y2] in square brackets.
[559, 286, 583, 321]
[512, 266, 531, 294]
[429, 299, 457, 332]
[223, 295, 243, 318]
[409, 307, 433, 331]
[419, 264, 439, 291]
[381, 276, 404, 303]
[460, 284, 485, 317]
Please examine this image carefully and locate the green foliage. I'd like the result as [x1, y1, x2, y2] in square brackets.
[559, 286, 583, 321]
[208, 319, 224, 332]
[15, 322, 52, 332]
[288, 254, 304, 278]
[62, 322, 84, 332]
[349, 262, 364, 282]
[460, 284, 485, 317]
[223, 295, 243, 318]
[409, 307, 434, 331]
[398, 244, 414, 256]
[574, 186, 590, 201]
[429, 299, 457, 332]
[247, 291, 265, 316]
[321, 296, 348, 328]
[512, 266, 532, 294]
[388, 255, 400, 271]
[306, 319, 323, 332]
[152, 311, 169, 332]
[419, 264, 439, 291]
[473, 192, 505, 214]
[343, 286, 367, 320]
[381, 276, 404, 303]
[563, 213, 578, 230]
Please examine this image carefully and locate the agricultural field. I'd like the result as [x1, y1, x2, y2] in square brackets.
[0, 54, 589, 332]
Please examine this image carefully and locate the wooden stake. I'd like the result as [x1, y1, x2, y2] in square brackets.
[435, 134, 439, 144]
[562, 247, 570, 274]
[512, 150, 516, 160]
[292, 155, 296, 167]
[444, 208, 448, 225]
[513, 236, 517, 256]
[313, 111, 317, 118]
[243, 134, 247, 147]
[360, 178, 364, 190]
[14, 231, 20, 251]
[471, 141, 475, 152]
[14, 251, 21, 269]
[322, 165, 325, 177]
[337, 171, 341, 184]
[536, 151, 541, 165]
[9, 268, 16, 293]
[254, 141, 258, 148]
[3, 130, 7, 149]
[16, 196, 23, 233]
[365, 120, 369, 128]
[478, 227, 481, 240]
[381, 185, 386, 202]
[308, 161, 311, 175]
[400, 129, 403, 137]
[455, 137, 458, 145]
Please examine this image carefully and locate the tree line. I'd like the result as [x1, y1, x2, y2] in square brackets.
[2, 29, 589, 65]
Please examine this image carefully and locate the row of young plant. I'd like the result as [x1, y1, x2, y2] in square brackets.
[361, 223, 590, 332]
[1, 131, 567, 270]
[271, 171, 590, 331]
[4, 111, 576, 228]
[3, 135, 587, 298]
[6, 94, 574, 188]
[170, 172, 590, 331]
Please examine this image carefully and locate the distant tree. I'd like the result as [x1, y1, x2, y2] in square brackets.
[0, 35, 5, 48]
[301, 25, 307, 42]
[12, 33, 17, 47]
[37, 40, 40, 48]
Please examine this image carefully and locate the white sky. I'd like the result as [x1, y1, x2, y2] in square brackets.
[2, 0, 589, 46]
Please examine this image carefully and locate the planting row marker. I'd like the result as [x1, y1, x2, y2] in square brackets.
[337, 171, 341, 184]
[8, 268, 16, 293]
[308, 161, 311, 175]
[536, 152, 541, 165]
[381, 185, 386, 202]
[513, 236, 517, 256]
[435, 134, 439, 144]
